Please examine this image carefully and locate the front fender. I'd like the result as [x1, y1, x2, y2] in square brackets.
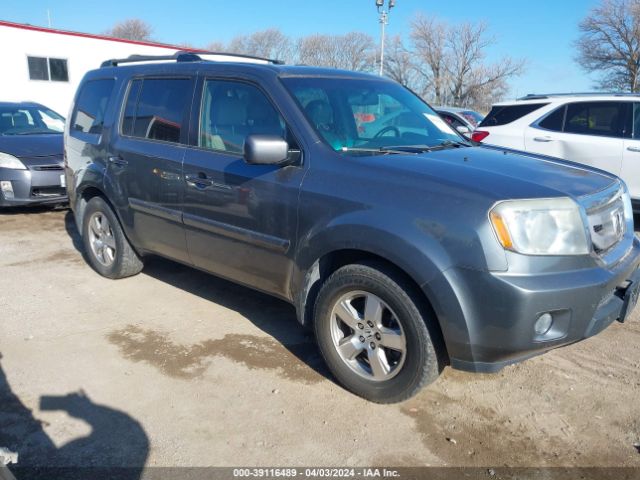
[295, 208, 453, 288]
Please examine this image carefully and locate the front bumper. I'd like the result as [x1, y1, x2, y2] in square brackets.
[429, 237, 640, 373]
[0, 165, 67, 207]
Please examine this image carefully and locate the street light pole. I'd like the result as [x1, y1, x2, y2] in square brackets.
[376, 0, 395, 76]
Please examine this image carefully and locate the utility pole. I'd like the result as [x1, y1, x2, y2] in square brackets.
[375, 0, 395, 76]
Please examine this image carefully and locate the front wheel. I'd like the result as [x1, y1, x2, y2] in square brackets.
[313, 262, 440, 403]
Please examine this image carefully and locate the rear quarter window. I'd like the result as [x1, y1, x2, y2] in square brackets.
[71, 78, 116, 137]
[479, 103, 548, 127]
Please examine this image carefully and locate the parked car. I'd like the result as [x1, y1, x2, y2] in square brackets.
[66, 53, 640, 403]
[472, 93, 640, 212]
[434, 106, 484, 138]
[0, 102, 66, 207]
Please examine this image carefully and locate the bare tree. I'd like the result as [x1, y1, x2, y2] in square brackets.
[105, 19, 153, 42]
[384, 35, 420, 90]
[335, 32, 377, 71]
[576, 0, 640, 91]
[446, 22, 524, 106]
[225, 29, 294, 62]
[297, 32, 375, 71]
[410, 15, 449, 104]
[409, 15, 524, 108]
[205, 41, 226, 52]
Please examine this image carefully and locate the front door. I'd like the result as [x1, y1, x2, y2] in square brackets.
[109, 76, 194, 263]
[182, 77, 306, 299]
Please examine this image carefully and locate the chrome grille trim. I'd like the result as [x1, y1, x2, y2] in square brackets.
[578, 181, 632, 261]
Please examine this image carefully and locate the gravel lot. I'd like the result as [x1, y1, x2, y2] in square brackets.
[0, 207, 639, 471]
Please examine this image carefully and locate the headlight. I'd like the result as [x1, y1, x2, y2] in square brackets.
[490, 197, 589, 255]
[0, 152, 26, 170]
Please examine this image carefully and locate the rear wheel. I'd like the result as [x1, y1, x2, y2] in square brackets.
[314, 261, 440, 403]
[82, 196, 143, 279]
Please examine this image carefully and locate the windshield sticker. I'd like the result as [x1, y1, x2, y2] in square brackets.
[424, 113, 453, 133]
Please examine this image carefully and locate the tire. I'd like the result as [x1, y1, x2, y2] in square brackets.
[81, 196, 143, 279]
[313, 261, 440, 403]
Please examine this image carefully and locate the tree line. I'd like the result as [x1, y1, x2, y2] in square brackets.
[105, 18, 524, 112]
[104, 0, 640, 112]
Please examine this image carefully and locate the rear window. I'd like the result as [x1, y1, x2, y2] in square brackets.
[479, 103, 548, 127]
[71, 78, 115, 136]
[121, 77, 190, 144]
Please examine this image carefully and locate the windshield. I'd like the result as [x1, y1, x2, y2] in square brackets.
[0, 105, 65, 135]
[282, 77, 463, 155]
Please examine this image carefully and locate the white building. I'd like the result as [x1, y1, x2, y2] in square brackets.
[0, 20, 186, 117]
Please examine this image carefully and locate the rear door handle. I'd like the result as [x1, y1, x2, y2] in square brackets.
[108, 156, 128, 167]
[627, 146, 640, 153]
[533, 136, 553, 143]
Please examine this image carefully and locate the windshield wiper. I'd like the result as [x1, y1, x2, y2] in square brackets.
[339, 147, 408, 155]
[383, 140, 471, 153]
[437, 139, 470, 148]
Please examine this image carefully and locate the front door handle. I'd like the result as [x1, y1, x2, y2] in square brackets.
[533, 136, 553, 143]
[108, 155, 128, 167]
[185, 173, 214, 189]
[627, 146, 640, 153]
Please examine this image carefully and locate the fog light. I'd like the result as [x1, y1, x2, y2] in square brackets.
[0, 181, 14, 199]
[534, 313, 553, 335]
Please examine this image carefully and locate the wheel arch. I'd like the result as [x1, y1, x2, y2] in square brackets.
[74, 184, 108, 232]
[294, 246, 450, 366]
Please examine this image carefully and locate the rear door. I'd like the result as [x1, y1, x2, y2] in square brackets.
[109, 76, 194, 263]
[181, 75, 306, 299]
[524, 101, 627, 175]
[621, 102, 640, 201]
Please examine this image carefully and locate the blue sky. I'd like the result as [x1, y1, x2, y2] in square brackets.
[4, 0, 601, 98]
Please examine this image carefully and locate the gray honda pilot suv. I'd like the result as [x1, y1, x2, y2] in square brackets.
[64, 52, 640, 403]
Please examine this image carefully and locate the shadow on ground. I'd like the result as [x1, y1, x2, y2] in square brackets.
[63, 211, 331, 385]
[0, 353, 149, 480]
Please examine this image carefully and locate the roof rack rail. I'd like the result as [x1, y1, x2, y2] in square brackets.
[517, 92, 640, 101]
[100, 50, 285, 68]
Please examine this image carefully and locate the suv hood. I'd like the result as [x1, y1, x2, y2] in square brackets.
[367, 145, 617, 201]
[0, 134, 63, 158]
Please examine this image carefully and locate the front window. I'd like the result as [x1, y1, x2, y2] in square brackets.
[282, 77, 464, 155]
[0, 105, 64, 135]
[199, 79, 289, 154]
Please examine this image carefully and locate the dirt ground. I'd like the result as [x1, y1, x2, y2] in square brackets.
[0, 207, 639, 471]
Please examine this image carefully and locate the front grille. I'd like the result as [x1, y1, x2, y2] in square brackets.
[583, 185, 626, 254]
[33, 165, 63, 171]
[31, 186, 66, 198]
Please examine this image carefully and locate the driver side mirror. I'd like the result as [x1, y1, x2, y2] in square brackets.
[244, 135, 290, 165]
